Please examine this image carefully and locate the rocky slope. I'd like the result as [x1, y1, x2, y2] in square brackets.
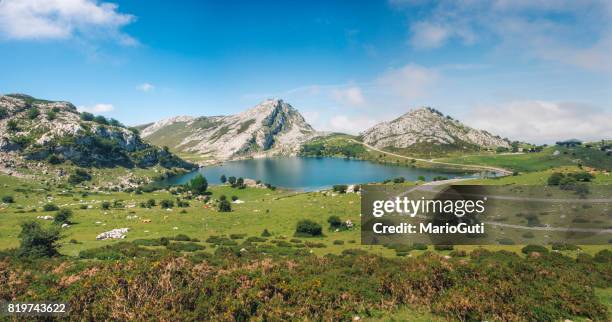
[360, 107, 510, 153]
[140, 99, 318, 161]
[0, 94, 193, 176]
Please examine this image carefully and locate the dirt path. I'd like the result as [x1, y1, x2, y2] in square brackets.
[348, 139, 513, 175]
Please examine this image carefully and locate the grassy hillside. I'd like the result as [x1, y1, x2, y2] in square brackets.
[438, 145, 612, 172]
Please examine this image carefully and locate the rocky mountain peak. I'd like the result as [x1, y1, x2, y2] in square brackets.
[360, 106, 509, 152]
[140, 99, 317, 162]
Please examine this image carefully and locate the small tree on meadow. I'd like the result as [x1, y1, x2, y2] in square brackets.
[54, 208, 73, 225]
[218, 195, 232, 212]
[17, 221, 61, 258]
[188, 174, 208, 195]
[220, 174, 227, 183]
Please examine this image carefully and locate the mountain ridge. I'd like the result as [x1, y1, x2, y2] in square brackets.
[0, 93, 193, 178]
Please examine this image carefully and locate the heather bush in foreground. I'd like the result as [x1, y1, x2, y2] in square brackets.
[0, 248, 609, 321]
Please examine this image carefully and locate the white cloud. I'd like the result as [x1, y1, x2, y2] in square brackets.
[467, 100, 612, 144]
[78, 103, 114, 113]
[0, 0, 135, 43]
[410, 21, 450, 49]
[396, 0, 612, 71]
[328, 115, 378, 134]
[377, 63, 439, 100]
[137, 83, 155, 92]
[331, 86, 365, 106]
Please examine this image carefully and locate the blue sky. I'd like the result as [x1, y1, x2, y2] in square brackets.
[0, 0, 610, 143]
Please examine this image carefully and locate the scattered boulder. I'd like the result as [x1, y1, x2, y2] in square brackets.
[96, 228, 129, 240]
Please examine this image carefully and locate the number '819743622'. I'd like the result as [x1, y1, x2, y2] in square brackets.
[2, 302, 68, 316]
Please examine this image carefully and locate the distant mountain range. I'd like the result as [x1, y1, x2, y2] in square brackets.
[0, 93, 513, 174]
[139, 100, 511, 161]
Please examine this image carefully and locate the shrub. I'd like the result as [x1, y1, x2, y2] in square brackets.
[27, 107, 40, 119]
[521, 244, 549, 255]
[231, 195, 238, 201]
[333, 240, 344, 245]
[160, 199, 174, 209]
[132, 238, 165, 246]
[220, 175, 227, 183]
[43, 203, 59, 212]
[332, 185, 348, 193]
[2, 195, 14, 203]
[172, 234, 192, 241]
[166, 242, 205, 252]
[434, 244, 454, 251]
[295, 220, 323, 237]
[304, 241, 326, 248]
[551, 242, 579, 251]
[6, 119, 18, 132]
[79, 242, 164, 260]
[412, 243, 428, 250]
[261, 229, 272, 237]
[17, 221, 61, 258]
[101, 201, 111, 210]
[593, 249, 612, 263]
[47, 154, 63, 164]
[218, 197, 231, 212]
[247, 236, 267, 242]
[327, 215, 342, 229]
[230, 233, 246, 240]
[392, 177, 405, 183]
[54, 208, 73, 224]
[68, 169, 91, 184]
[146, 199, 156, 208]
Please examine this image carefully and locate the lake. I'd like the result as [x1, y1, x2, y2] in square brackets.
[159, 157, 493, 191]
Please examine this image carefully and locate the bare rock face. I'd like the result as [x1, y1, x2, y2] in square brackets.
[360, 107, 510, 151]
[0, 93, 193, 172]
[140, 99, 318, 161]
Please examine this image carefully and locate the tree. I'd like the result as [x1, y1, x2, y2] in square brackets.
[2, 195, 14, 203]
[417, 176, 426, 181]
[0, 107, 8, 119]
[17, 221, 61, 258]
[220, 174, 227, 184]
[295, 220, 323, 237]
[80, 112, 94, 121]
[101, 201, 111, 210]
[93, 115, 108, 125]
[54, 208, 73, 225]
[187, 174, 208, 195]
[332, 185, 348, 193]
[228, 176, 237, 185]
[218, 195, 232, 212]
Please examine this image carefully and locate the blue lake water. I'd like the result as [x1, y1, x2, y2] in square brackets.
[159, 157, 491, 191]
